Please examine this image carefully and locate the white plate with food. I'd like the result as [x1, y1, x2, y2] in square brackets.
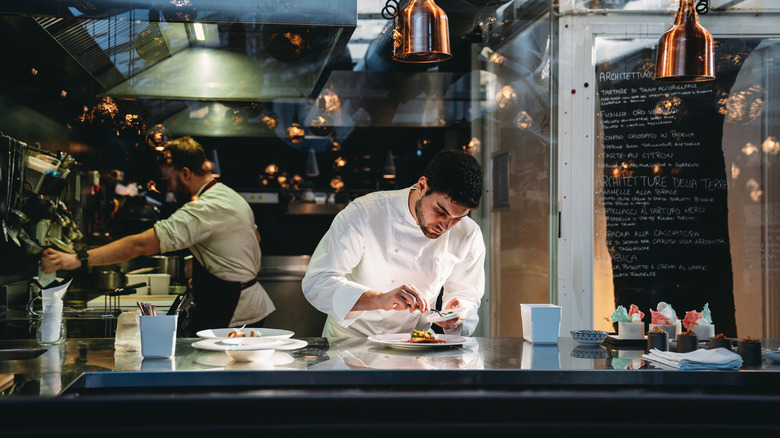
[196, 327, 295, 339]
[192, 338, 308, 352]
[368, 332, 469, 350]
[425, 307, 468, 323]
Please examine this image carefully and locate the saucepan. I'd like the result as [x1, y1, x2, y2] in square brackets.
[150, 254, 192, 282]
[95, 270, 123, 291]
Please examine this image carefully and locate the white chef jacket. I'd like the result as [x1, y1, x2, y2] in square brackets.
[302, 186, 485, 337]
[154, 180, 275, 326]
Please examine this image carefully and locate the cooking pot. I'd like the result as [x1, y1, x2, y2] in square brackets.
[150, 254, 192, 283]
[95, 270, 122, 291]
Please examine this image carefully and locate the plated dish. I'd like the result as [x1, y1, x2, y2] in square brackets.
[196, 327, 295, 339]
[425, 307, 468, 323]
[368, 333, 468, 350]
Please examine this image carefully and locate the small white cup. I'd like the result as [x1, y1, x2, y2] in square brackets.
[139, 314, 178, 359]
[147, 273, 171, 295]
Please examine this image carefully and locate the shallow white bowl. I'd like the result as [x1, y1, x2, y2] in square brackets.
[225, 348, 275, 362]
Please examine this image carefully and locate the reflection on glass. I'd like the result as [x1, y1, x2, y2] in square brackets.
[725, 85, 765, 125]
[146, 124, 171, 152]
[265, 29, 312, 62]
[261, 112, 279, 130]
[653, 94, 684, 116]
[162, 0, 198, 23]
[118, 113, 145, 138]
[742, 142, 759, 156]
[610, 350, 644, 370]
[463, 137, 481, 154]
[762, 136, 779, 155]
[264, 163, 279, 176]
[495, 84, 517, 110]
[746, 178, 763, 202]
[286, 122, 305, 143]
[317, 88, 341, 114]
[308, 114, 334, 136]
[352, 107, 372, 127]
[225, 107, 248, 128]
[514, 111, 533, 129]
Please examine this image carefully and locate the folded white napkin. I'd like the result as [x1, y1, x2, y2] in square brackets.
[642, 347, 742, 370]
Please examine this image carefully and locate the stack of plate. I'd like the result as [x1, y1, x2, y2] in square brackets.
[191, 327, 306, 361]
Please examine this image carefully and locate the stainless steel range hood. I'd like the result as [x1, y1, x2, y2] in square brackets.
[0, 1, 356, 103]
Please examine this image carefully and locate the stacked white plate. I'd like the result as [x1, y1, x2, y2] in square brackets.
[192, 327, 305, 361]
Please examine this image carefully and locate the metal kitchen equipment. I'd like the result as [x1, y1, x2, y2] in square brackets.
[104, 282, 145, 317]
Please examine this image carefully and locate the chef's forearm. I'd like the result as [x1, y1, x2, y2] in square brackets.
[86, 228, 161, 267]
[351, 289, 381, 311]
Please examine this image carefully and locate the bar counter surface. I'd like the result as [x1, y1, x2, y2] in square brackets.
[1, 335, 779, 435]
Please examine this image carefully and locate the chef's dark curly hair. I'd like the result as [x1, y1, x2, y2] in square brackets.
[159, 136, 209, 176]
[423, 149, 484, 209]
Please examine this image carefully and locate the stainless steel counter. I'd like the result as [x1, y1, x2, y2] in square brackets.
[1, 336, 779, 434]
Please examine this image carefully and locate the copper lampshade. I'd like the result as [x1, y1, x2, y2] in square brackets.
[654, 0, 714, 82]
[392, 0, 452, 63]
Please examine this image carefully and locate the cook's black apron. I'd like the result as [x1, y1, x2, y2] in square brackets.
[186, 179, 259, 332]
[190, 257, 258, 332]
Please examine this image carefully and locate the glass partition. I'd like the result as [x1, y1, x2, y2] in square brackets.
[592, 34, 780, 337]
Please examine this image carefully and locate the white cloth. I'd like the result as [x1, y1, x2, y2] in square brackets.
[302, 186, 485, 337]
[642, 348, 742, 370]
[154, 181, 274, 326]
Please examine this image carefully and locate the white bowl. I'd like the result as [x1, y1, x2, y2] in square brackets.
[225, 348, 275, 362]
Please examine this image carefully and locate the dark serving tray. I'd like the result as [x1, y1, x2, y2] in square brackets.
[603, 335, 647, 349]
[0, 349, 47, 360]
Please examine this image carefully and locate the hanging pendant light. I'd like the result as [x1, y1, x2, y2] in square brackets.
[382, 150, 397, 179]
[287, 109, 305, 144]
[392, 0, 452, 63]
[306, 148, 320, 177]
[654, 0, 714, 82]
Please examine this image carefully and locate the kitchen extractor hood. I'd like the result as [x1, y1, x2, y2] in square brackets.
[0, 0, 356, 108]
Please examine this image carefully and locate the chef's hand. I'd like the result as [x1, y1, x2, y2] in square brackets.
[386, 284, 429, 313]
[355, 285, 429, 313]
[434, 298, 465, 331]
[39, 248, 80, 274]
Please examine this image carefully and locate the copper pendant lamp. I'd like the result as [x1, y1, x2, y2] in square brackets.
[392, 0, 452, 63]
[654, 0, 714, 82]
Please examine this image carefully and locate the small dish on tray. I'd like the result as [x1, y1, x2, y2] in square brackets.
[368, 333, 468, 350]
[425, 307, 468, 323]
[196, 327, 294, 339]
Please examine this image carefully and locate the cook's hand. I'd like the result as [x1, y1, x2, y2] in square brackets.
[434, 298, 465, 331]
[39, 248, 80, 274]
[380, 284, 429, 313]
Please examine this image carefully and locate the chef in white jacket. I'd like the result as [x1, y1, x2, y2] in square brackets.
[302, 149, 485, 337]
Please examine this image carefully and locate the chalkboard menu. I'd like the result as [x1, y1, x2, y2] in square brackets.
[594, 39, 760, 336]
